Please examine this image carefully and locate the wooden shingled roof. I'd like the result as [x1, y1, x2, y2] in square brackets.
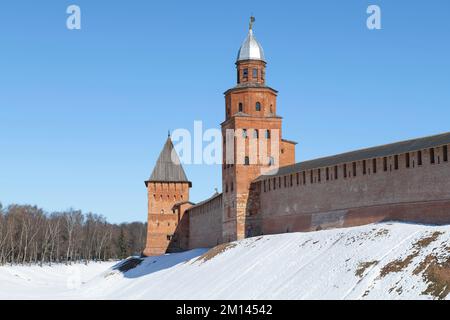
[145, 136, 191, 187]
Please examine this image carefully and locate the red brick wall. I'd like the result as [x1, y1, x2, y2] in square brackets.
[188, 194, 223, 249]
[255, 145, 450, 234]
[143, 182, 190, 256]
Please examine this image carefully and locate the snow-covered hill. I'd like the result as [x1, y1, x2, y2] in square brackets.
[1, 222, 449, 300]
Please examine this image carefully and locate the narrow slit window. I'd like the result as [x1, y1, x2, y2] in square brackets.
[373, 158, 377, 173]
[344, 164, 347, 178]
[238, 103, 243, 112]
[418, 150, 423, 166]
[310, 171, 313, 184]
[318, 169, 321, 182]
[326, 167, 329, 181]
[296, 173, 299, 185]
[244, 156, 250, 166]
[334, 166, 338, 179]
[444, 145, 448, 162]
[430, 148, 435, 164]
[352, 162, 357, 177]
[255, 102, 261, 111]
[303, 171, 306, 185]
[284, 176, 287, 188]
[383, 157, 388, 171]
[363, 160, 367, 175]
[406, 153, 410, 168]
[243, 68, 248, 79]
[290, 174, 293, 187]
[252, 68, 258, 79]
[394, 155, 399, 170]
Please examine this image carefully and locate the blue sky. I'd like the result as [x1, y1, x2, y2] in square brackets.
[0, 0, 449, 223]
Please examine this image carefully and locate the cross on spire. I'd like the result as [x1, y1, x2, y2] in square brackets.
[249, 16, 255, 30]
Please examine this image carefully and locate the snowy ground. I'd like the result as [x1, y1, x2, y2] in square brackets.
[0, 222, 449, 300]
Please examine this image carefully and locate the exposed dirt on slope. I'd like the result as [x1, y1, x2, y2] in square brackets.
[379, 232, 443, 278]
[355, 261, 379, 278]
[195, 243, 237, 264]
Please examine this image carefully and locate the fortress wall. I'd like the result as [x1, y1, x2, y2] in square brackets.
[188, 194, 223, 249]
[257, 145, 450, 234]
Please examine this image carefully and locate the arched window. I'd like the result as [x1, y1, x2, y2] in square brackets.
[244, 156, 250, 166]
[268, 156, 274, 166]
[238, 103, 243, 112]
[253, 129, 259, 139]
[265, 129, 271, 139]
[256, 102, 261, 111]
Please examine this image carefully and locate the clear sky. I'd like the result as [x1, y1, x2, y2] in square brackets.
[1, 0, 449, 223]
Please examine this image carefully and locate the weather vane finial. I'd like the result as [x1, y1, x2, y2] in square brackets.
[249, 16, 255, 31]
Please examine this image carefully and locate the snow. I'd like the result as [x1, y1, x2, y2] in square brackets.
[0, 222, 449, 300]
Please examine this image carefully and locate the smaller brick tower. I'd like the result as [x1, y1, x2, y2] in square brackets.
[143, 135, 192, 256]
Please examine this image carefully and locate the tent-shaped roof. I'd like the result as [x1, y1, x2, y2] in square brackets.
[145, 136, 191, 187]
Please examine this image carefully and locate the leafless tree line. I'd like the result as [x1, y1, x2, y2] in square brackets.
[0, 202, 147, 265]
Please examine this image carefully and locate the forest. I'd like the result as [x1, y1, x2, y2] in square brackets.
[0, 202, 147, 265]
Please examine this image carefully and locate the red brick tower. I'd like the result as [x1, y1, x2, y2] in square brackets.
[221, 17, 296, 242]
[143, 135, 192, 256]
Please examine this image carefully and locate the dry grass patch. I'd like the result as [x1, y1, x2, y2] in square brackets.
[195, 243, 237, 264]
[380, 232, 443, 278]
[356, 261, 379, 278]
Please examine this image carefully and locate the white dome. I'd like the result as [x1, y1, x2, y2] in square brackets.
[237, 29, 265, 62]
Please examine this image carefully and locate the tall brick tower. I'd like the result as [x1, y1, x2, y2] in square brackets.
[143, 135, 192, 256]
[221, 17, 296, 242]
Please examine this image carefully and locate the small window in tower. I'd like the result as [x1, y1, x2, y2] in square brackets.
[262, 70, 265, 81]
[373, 158, 377, 173]
[383, 157, 388, 171]
[225, 183, 228, 193]
[238, 103, 243, 112]
[160, 209, 164, 214]
[253, 129, 259, 139]
[334, 166, 338, 180]
[266, 130, 271, 139]
[418, 150, 423, 166]
[268, 156, 274, 166]
[253, 68, 258, 79]
[244, 156, 250, 166]
[243, 129, 247, 138]
[344, 164, 347, 178]
[430, 148, 435, 164]
[256, 102, 261, 111]
[243, 68, 248, 79]
[352, 162, 357, 177]
[444, 145, 448, 162]
[237, 69, 240, 83]
[406, 153, 410, 168]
